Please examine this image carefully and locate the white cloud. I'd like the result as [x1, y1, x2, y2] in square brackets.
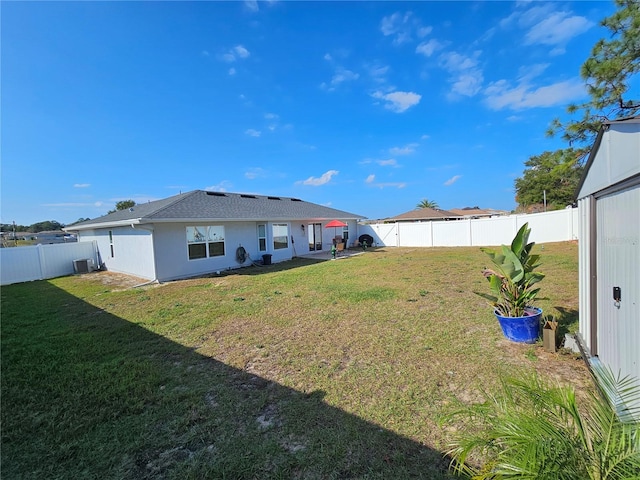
[367, 181, 407, 189]
[298, 170, 339, 186]
[244, 0, 259, 12]
[245, 167, 267, 179]
[220, 45, 250, 63]
[265, 113, 279, 119]
[371, 90, 421, 113]
[73, 183, 90, 188]
[331, 67, 359, 86]
[229, 67, 236, 76]
[524, 12, 593, 54]
[324, 53, 333, 61]
[421, 134, 430, 140]
[450, 73, 484, 98]
[380, 12, 406, 36]
[484, 78, 585, 110]
[417, 26, 433, 38]
[439, 51, 484, 99]
[416, 39, 443, 57]
[380, 11, 431, 45]
[233, 45, 250, 59]
[441, 51, 481, 72]
[201, 50, 210, 57]
[501, 4, 593, 54]
[205, 181, 232, 192]
[365, 174, 376, 183]
[245, 128, 261, 137]
[444, 175, 462, 186]
[377, 159, 397, 167]
[389, 143, 418, 156]
[367, 63, 390, 83]
[322, 66, 360, 92]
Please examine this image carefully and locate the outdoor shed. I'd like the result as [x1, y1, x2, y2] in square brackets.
[576, 116, 640, 396]
[65, 190, 364, 282]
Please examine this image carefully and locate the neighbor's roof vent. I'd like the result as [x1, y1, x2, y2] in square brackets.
[267, 196, 281, 200]
[206, 192, 227, 197]
[240, 194, 257, 199]
[291, 198, 302, 202]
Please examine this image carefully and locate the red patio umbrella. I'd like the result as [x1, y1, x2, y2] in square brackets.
[325, 219, 348, 241]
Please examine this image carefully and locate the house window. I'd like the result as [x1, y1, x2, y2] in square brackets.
[186, 226, 225, 260]
[272, 223, 289, 250]
[257, 224, 267, 252]
[109, 230, 114, 258]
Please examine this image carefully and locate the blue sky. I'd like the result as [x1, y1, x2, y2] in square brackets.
[2, 1, 620, 225]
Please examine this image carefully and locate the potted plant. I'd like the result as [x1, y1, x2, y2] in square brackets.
[480, 222, 544, 343]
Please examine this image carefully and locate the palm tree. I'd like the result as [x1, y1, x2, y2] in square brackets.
[416, 199, 439, 209]
[445, 365, 640, 479]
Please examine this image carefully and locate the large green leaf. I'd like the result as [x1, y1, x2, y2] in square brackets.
[511, 223, 531, 257]
[501, 247, 525, 283]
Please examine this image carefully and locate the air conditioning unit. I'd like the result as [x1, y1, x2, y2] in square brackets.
[73, 259, 93, 274]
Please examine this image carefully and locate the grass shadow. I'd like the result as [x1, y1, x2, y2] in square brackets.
[553, 307, 579, 347]
[1, 280, 457, 479]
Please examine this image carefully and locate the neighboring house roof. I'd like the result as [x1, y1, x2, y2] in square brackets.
[36, 230, 68, 236]
[448, 208, 508, 218]
[65, 190, 365, 231]
[385, 207, 461, 222]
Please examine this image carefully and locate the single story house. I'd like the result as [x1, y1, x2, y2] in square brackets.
[447, 207, 509, 219]
[65, 190, 364, 282]
[383, 207, 461, 223]
[575, 116, 639, 409]
[34, 230, 77, 244]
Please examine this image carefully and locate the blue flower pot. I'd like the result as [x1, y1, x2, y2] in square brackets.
[494, 308, 542, 343]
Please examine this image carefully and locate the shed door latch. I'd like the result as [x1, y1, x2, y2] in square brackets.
[613, 286, 621, 308]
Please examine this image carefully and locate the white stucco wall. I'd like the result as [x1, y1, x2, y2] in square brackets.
[78, 226, 156, 280]
[153, 221, 303, 282]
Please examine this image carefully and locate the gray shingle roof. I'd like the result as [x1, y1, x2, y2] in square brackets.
[66, 190, 365, 230]
[385, 207, 461, 222]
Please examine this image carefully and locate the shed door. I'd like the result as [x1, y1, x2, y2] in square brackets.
[596, 184, 640, 381]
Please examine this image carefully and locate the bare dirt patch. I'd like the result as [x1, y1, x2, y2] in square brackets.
[79, 271, 156, 290]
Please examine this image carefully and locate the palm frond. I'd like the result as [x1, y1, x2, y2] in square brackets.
[445, 368, 640, 479]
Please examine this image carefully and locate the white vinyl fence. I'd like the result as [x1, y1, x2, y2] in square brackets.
[1, 241, 99, 286]
[358, 209, 579, 248]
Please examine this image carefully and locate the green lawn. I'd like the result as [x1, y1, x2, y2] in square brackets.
[1, 243, 591, 479]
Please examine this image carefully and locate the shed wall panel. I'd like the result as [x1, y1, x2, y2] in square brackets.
[579, 123, 640, 198]
[596, 185, 640, 382]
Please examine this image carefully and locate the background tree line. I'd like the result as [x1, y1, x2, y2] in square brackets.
[2, 200, 136, 234]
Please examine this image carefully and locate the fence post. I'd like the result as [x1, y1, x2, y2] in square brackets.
[37, 244, 46, 280]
